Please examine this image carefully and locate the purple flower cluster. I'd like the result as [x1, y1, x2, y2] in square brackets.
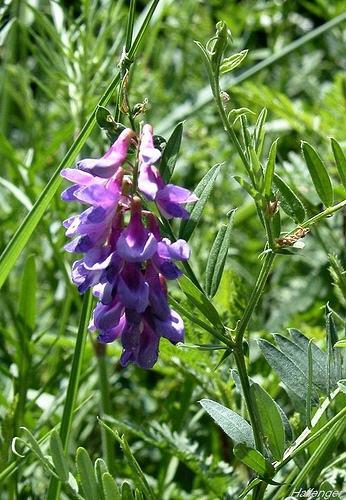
[61, 125, 197, 368]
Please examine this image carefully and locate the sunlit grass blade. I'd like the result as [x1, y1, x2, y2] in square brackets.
[46, 290, 93, 500]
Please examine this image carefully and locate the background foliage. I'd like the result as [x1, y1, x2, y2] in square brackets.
[1, 0, 346, 498]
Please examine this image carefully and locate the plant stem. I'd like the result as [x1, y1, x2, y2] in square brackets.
[46, 291, 93, 500]
[125, 0, 136, 53]
[233, 346, 263, 453]
[95, 344, 116, 474]
[236, 252, 275, 343]
[295, 199, 346, 231]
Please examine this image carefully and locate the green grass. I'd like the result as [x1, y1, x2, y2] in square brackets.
[0, 0, 346, 498]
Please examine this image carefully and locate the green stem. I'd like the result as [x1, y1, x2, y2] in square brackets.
[213, 83, 251, 173]
[236, 252, 275, 343]
[95, 344, 116, 474]
[288, 417, 346, 494]
[233, 346, 263, 453]
[299, 199, 346, 230]
[125, 0, 136, 53]
[46, 291, 93, 500]
[212, 73, 275, 250]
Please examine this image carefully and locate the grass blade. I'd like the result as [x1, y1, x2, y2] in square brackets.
[46, 291, 93, 500]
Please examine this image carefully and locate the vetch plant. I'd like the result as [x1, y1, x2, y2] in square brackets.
[1, 2, 346, 499]
[61, 124, 196, 368]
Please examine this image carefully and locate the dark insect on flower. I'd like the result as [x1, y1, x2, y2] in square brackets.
[61, 124, 197, 368]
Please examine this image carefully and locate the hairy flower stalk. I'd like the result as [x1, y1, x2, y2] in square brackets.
[61, 124, 197, 368]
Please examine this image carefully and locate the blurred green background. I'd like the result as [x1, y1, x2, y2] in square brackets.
[1, 0, 346, 497]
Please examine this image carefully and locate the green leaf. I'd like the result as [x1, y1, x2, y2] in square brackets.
[121, 481, 134, 500]
[94, 459, 108, 500]
[302, 141, 334, 207]
[331, 138, 346, 189]
[228, 107, 254, 124]
[220, 49, 248, 74]
[250, 383, 285, 461]
[232, 370, 292, 442]
[96, 106, 112, 128]
[273, 174, 305, 223]
[178, 275, 224, 330]
[334, 339, 346, 348]
[169, 296, 225, 342]
[264, 139, 278, 198]
[253, 108, 267, 157]
[95, 106, 125, 143]
[288, 328, 327, 389]
[306, 340, 313, 428]
[205, 210, 235, 298]
[50, 430, 69, 482]
[19, 427, 52, 472]
[199, 399, 254, 448]
[97, 421, 155, 499]
[0, 176, 32, 211]
[120, 436, 155, 499]
[210, 21, 229, 72]
[326, 307, 341, 393]
[234, 175, 263, 202]
[234, 444, 275, 478]
[160, 121, 184, 182]
[238, 478, 262, 499]
[274, 333, 326, 393]
[258, 339, 319, 403]
[179, 163, 221, 241]
[337, 379, 346, 393]
[134, 489, 144, 500]
[76, 447, 99, 500]
[18, 254, 37, 333]
[102, 472, 121, 500]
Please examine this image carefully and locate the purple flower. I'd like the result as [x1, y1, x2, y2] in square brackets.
[61, 123, 196, 369]
[120, 311, 160, 369]
[77, 128, 135, 178]
[116, 198, 157, 262]
[139, 124, 161, 166]
[117, 262, 149, 313]
[138, 125, 198, 218]
[156, 185, 198, 219]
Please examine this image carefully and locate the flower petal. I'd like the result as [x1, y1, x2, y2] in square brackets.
[92, 299, 124, 331]
[154, 309, 184, 344]
[117, 263, 149, 312]
[74, 184, 118, 207]
[116, 204, 157, 262]
[138, 164, 162, 200]
[77, 129, 133, 178]
[157, 238, 190, 261]
[97, 314, 126, 343]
